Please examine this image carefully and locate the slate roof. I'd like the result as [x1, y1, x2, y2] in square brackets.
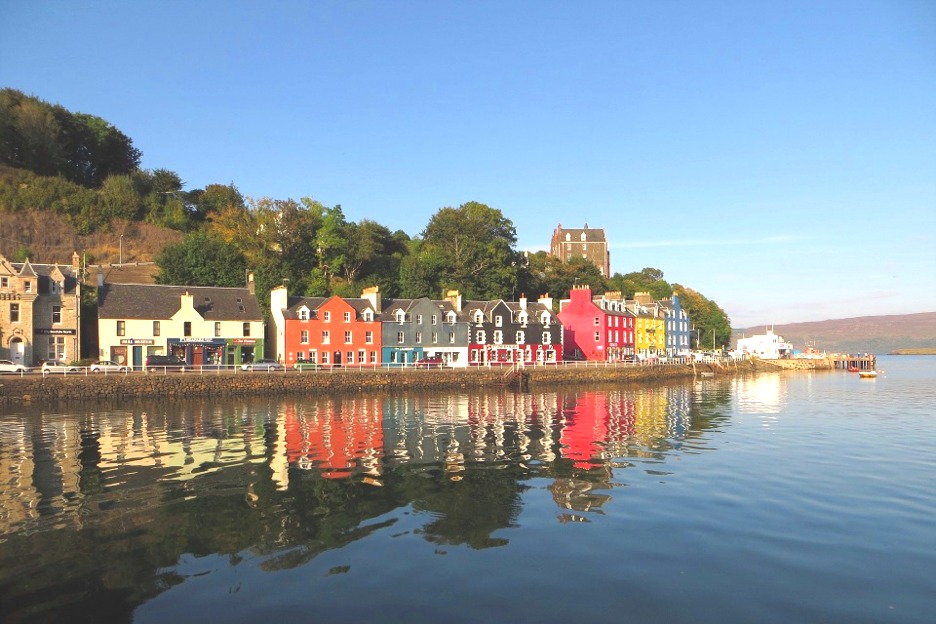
[556, 225, 607, 243]
[98, 283, 263, 321]
[2, 257, 80, 294]
[281, 296, 376, 320]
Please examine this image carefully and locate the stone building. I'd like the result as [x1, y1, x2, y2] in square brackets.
[549, 223, 611, 277]
[0, 252, 82, 366]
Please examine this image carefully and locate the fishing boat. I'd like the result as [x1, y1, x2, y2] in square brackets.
[858, 370, 878, 379]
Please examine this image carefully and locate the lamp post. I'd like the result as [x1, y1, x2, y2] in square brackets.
[119, 235, 123, 266]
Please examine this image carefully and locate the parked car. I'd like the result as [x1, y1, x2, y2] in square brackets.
[292, 361, 321, 371]
[90, 360, 129, 373]
[41, 360, 80, 374]
[241, 359, 284, 372]
[414, 355, 445, 368]
[0, 359, 27, 374]
[144, 354, 187, 372]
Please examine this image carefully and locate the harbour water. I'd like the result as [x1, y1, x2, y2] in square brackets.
[1, 356, 934, 623]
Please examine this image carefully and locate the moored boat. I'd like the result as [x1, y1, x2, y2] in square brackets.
[858, 370, 878, 378]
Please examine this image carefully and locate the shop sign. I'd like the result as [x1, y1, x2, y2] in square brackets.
[230, 339, 257, 345]
[177, 338, 226, 345]
[35, 328, 77, 335]
[121, 339, 155, 345]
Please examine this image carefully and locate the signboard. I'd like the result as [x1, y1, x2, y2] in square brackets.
[120, 339, 155, 345]
[35, 328, 77, 335]
[230, 339, 257, 345]
[177, 338, 226, 345]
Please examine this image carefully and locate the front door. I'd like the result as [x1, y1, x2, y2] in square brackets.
[133, 345, 143, 370]
[11, 338, 24, 365]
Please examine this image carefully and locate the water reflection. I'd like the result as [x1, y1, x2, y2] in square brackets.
[0, 382, 733, 622]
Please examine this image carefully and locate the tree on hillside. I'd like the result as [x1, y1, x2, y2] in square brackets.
[155, 230, 247, 287]
[607, 267, 673, 300]
[673, 285, 732, 350]
[0, 89, 141, 187]
[420, 201, 518, 300]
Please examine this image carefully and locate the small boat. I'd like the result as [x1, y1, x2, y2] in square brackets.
[847, 365, 859, 372]
[858, 370, 878, 379]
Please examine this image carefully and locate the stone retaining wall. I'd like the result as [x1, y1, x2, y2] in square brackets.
[0, 358, 816, 406]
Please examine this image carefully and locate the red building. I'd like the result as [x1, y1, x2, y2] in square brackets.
[271, 286, 382, 368]
[557, 285, 634, 362]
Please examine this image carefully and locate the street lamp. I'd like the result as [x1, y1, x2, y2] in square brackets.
[119, 235, 123, 265]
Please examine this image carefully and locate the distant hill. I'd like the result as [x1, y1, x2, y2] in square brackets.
[734, 312, 936, 354]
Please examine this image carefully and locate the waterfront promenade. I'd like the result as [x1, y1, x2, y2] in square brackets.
[0, 356, 834, 406]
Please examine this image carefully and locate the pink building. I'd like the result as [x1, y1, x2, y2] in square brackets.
[557, 286, 635, 362]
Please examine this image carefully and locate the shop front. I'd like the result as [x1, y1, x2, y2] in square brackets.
[228, 338, 263, 365]
[168, 338, 227, 366]
[112, 338, 158, 370]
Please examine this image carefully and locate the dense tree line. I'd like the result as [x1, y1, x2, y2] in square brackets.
[0, 88, 732, 346]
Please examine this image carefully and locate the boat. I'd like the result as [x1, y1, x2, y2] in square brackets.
[858, 370, 878, 379]
[847, 365, 859, 372]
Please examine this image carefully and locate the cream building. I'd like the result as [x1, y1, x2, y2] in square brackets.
[97, 276, 265, 369]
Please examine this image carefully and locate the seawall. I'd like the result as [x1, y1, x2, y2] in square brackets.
[0, 357, 827, 407]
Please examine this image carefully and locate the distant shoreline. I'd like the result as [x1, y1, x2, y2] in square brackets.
[888, 348, 936, 355]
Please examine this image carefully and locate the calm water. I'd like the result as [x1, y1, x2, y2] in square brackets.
[1, 356, 934, 623]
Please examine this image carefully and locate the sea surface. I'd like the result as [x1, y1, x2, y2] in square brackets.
[1, 356, 934, 623]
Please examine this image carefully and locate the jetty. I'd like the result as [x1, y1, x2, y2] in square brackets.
[831, 353, 876, 371]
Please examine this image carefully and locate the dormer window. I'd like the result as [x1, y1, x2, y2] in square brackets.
[396, 309, 406, 324]
[363, 310, 373, 322]
[518, 311, 528, 327]
[447, 311, 457, 324]
[24, 280, 31, 293]
[541, 312, 551, 327]
[299, 307, 309, 321]
[473, 310, 484, 324]
[565, 233, 571, 241]
[580, 232, 587, 242]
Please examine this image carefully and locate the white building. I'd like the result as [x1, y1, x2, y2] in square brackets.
[735, 329, 793, 360]
[97, 277, 264, 369]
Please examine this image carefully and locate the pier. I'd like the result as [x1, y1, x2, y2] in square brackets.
[831, 353, 876, 371]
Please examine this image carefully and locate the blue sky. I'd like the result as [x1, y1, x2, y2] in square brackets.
[2, 1, 934, 327]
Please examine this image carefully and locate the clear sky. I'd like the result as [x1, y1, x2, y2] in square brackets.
[2, 1, 934, 328]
